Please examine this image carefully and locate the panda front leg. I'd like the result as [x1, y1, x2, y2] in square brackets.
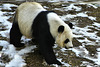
[10, 23, 25, 47]
[38, 38, 62, 65]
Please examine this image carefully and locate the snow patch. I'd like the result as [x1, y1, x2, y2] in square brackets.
[0, 2, 100, 67]
[61, 12, 96, 21]
[2, 4, 17, 10]
[5, 54, 26, 67]
[64, 4, 82, 11]
[0, 4, 36, 67]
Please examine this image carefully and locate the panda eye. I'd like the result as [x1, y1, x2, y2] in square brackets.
[64, 39, 69, 43]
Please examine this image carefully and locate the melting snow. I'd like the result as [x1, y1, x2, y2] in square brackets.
[0, 4, 37, 67]
[0, 2, 100, 67]
[61, 12, 96, 21]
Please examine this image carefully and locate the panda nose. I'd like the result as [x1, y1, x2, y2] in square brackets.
[69, 46, 73, 48]
[65, 46, 73, 49]
[65, 47, 68, 49]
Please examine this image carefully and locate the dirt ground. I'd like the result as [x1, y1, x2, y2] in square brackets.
[24, 2, 100, 67]
[0, 1, 100, 67]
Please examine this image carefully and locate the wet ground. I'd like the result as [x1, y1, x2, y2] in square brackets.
[0, 0, 100, 67]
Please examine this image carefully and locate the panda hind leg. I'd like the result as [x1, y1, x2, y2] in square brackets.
[10, 22, 25, 47]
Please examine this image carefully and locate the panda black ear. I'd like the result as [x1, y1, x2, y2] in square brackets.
[68, 23, 73, 29]
[58, 25, 64, 33]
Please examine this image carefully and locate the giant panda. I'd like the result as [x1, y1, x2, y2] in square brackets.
[10, 2, 73, 65]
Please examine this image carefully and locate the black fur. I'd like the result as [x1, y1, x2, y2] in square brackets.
[58, 25, 64, 33]
[32, 11, 61, 65]
[64, 39, 69, 43]
[10, 12, 25, 47]
[10, 11, 62, 65]
[68, 23, 73, 29]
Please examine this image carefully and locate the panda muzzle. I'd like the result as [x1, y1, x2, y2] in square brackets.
[65, 46, 73, 49]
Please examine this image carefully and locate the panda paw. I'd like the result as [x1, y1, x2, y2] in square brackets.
[13, 43, 25, 47]
[47, 59, 62, 65]
[55, 60, 62, 65]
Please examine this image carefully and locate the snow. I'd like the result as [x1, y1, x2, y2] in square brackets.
[5, 54, 26, 67]
[80, 3, 98, 9]
[0, 4, 36, 67]
[52, 58, 70, 67]
[2, 4, 17, 10]
[61, 12, 96, 21]
[18, 45, 36, 56]
[0, 40, 36, 67]
[61, 2, 100, 66]
[93, 22, 100, 29]
[64, 4, 82, 11]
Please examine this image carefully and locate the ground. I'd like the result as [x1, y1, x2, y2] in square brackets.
[0, 1, 100, 67]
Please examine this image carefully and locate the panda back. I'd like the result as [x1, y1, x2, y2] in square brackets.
[17, 2, 46, 38]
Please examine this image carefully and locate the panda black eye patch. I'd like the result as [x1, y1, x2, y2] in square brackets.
[64, 39, 69, 43]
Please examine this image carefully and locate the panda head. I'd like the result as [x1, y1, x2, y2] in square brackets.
[56, 23, 73, 49]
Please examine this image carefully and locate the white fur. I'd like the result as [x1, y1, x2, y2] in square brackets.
[17, 2, 46, 38]
[47, 13, 73, 48]
[17, 2, 73, 48]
